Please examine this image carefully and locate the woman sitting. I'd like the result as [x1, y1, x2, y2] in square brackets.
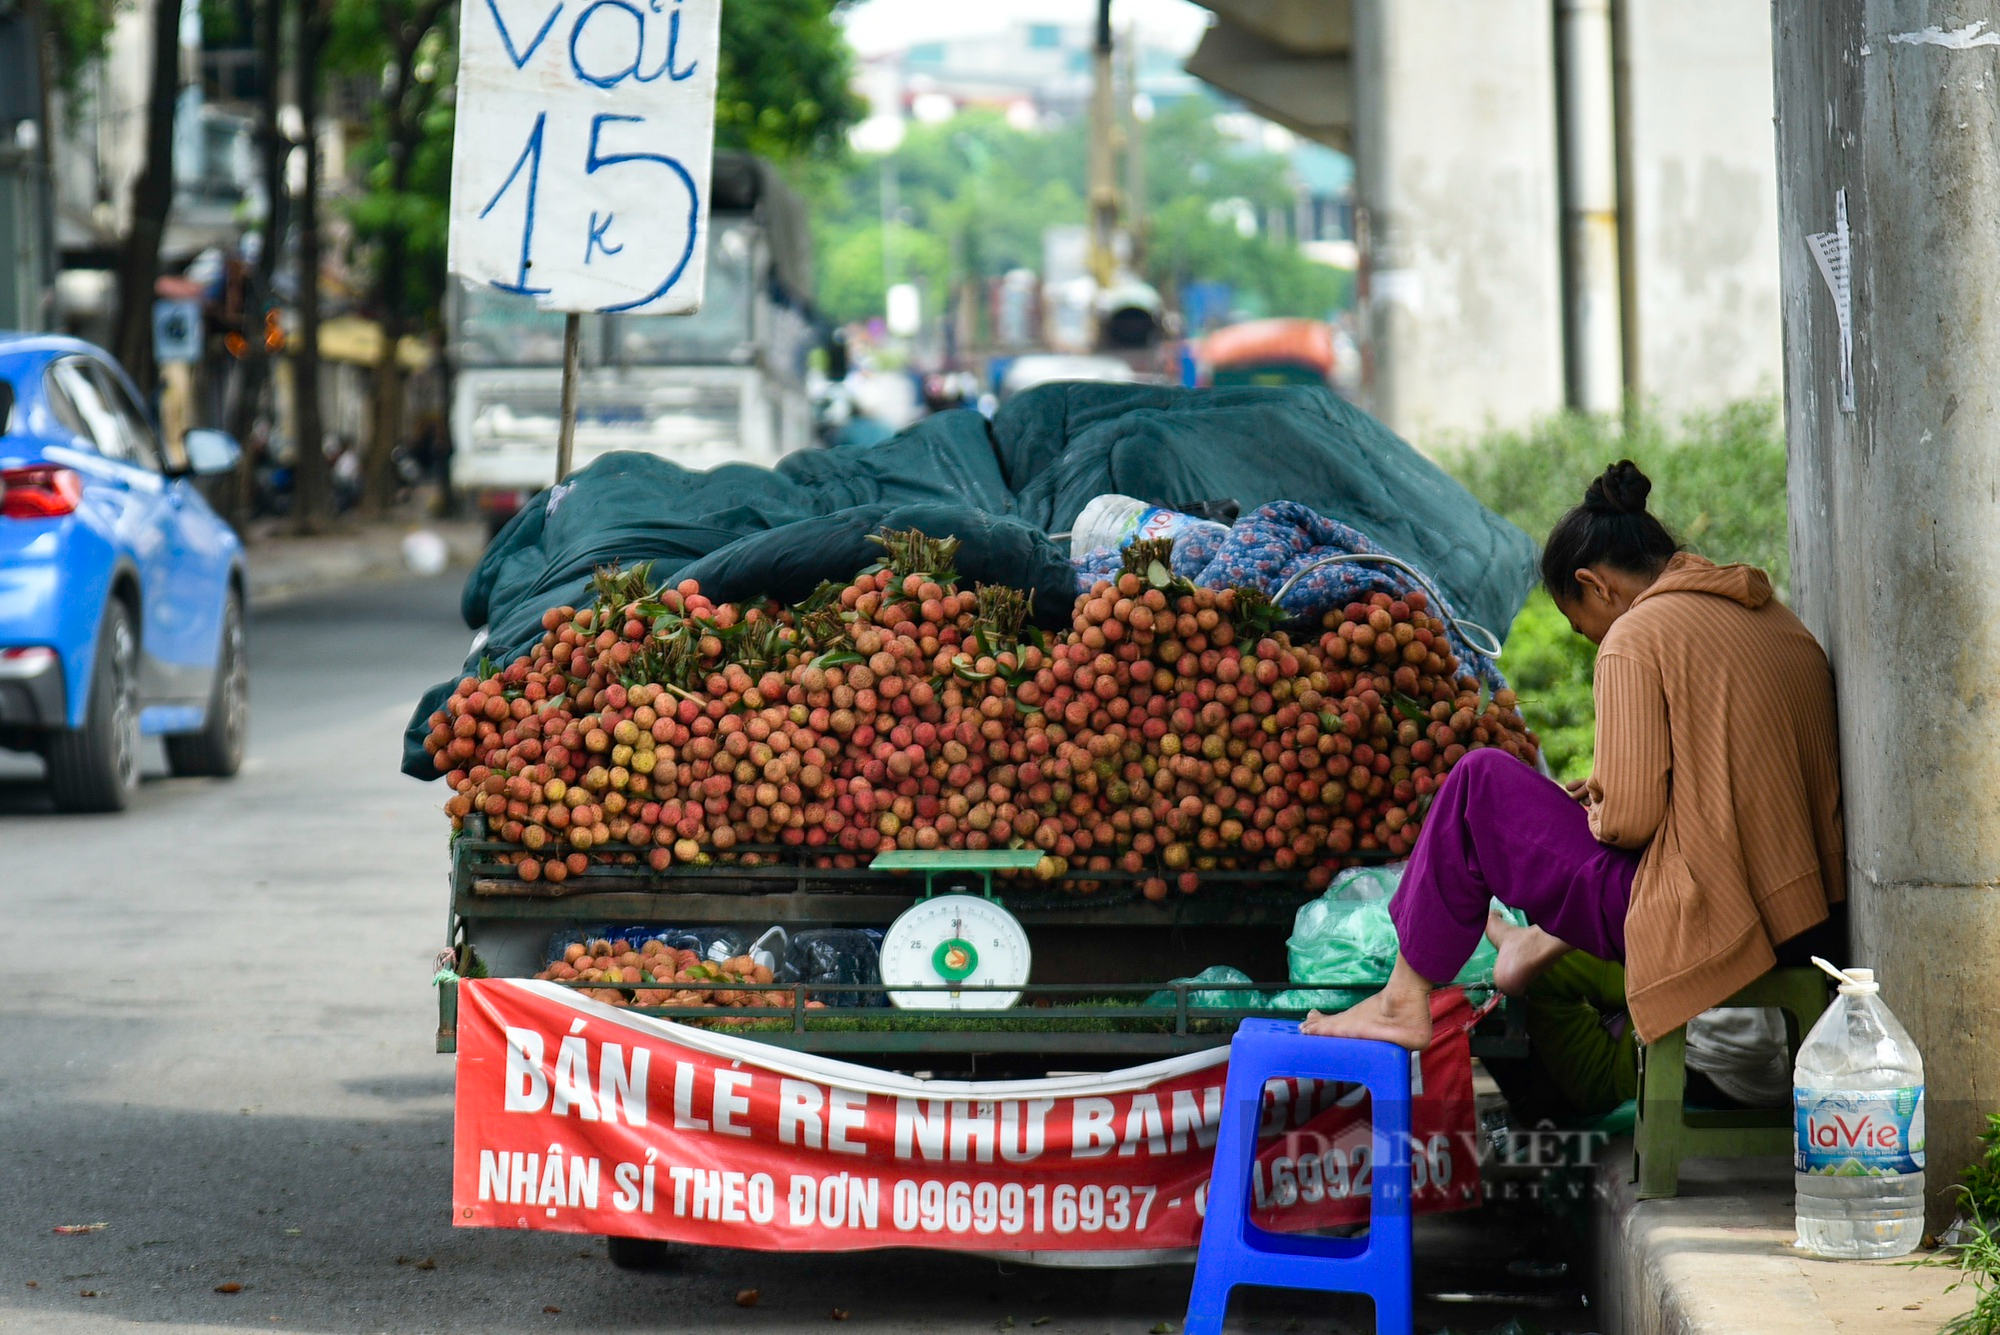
[1305, 461, 1845, 1051]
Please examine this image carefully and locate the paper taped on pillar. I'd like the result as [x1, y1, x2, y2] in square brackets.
[445, 0, 721, 315]
[153, 299, 202, 364]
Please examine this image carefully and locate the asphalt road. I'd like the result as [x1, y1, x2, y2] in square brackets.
[0, 575, 1596, 1335]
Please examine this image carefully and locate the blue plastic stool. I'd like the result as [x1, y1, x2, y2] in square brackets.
[1184, 1019, 1414, 1335]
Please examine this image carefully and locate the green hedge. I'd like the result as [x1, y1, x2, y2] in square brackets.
[1440, 401, 1789, 782]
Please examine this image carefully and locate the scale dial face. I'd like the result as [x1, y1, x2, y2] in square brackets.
[880, 895, 1032, 1010]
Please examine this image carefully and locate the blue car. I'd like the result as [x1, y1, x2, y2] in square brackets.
[0, 333, 247, 811]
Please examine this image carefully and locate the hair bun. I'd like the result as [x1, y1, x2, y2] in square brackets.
[1583, 460, 1652, 517]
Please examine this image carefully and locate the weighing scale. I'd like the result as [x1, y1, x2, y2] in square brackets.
[873, 850, 1039, 1010]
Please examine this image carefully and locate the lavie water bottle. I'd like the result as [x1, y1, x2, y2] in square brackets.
[1794, 958, 1926, 1259]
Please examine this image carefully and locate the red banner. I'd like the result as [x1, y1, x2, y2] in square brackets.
[452, 980, 1480, 1253]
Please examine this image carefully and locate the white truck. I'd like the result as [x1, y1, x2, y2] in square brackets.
[447, 153, 820, 527]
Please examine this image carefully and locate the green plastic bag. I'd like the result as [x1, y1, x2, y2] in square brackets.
[1267, 985, 1375, 1013]
[1144, 965, 1268, 1010]
[1277, 864, 1520, 1011]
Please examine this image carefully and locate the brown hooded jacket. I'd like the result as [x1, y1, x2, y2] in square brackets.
[1585, 553, 1845, 1040]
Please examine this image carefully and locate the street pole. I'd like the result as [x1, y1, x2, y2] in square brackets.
[1556, 0, 1623, 417]
[1773, 0, 2000, 1229]
[1085, 0, 1118, 292]
[555, 312, 580, 483]
[1120, 24, 1146, 275]
[880, 158, 898, 292]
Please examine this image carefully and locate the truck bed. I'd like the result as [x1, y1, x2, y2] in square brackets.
[439, 822, 1526, 1075]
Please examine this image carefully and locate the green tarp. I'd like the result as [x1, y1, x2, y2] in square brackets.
[404, 383, 1535, 778]
[994, 383, 1531, 635]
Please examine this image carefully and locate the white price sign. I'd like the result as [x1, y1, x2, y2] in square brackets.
[447, 0, 721, 314]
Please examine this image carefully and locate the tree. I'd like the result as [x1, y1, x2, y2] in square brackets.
[1137, 98, 1347, 319]
[222, 0, 291, 522]
[21, 0, 68, 315]
[110, 0, 183, 396]
[806, 95, 1352, 327]
[291, 0, 334, 531]
[817, 217, 953, 329]
[39, 0, 118, 97]
[1146, 195, 1347, 320]
[809, 109, 1087, 325]
[329, 0, 453, 516]
[714, 0, 863, 161]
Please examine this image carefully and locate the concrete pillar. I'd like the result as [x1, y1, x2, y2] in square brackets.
[1557, 0, 1624, 416]
[1618, 0, 1784, 417]
[1350, 0, 1566, 443]
[1774, 1, 2000, 1228]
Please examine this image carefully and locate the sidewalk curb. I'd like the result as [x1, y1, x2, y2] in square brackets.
[243, 521, 486, 610]
[1594, 1142, 1967, 1334]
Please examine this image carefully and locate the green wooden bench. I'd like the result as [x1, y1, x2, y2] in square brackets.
[1631, 967, 1829, 1199]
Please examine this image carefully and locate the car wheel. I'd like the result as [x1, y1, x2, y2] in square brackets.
[47, 598, 141, 812]
[166, 591, 247, 778]
[605, 1235, 682, 1271]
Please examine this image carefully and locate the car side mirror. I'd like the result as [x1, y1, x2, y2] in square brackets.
[183, 428, 242, 476]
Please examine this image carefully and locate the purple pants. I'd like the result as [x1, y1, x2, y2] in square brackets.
[1389, 749, 1640, 984]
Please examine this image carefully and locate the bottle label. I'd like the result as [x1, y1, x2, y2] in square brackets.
[1794, 1086, 1926, 1175]
[1132, 507, 1193, 546]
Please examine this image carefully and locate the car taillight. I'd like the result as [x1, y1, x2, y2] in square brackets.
[0, 647, 57, 679]
[0, 466, 83, 518]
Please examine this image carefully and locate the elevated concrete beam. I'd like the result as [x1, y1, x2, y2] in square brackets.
[1184, 14, 1352, 151]
[1197, 0, 1350, 55]
[1192, 0, 1352, 54]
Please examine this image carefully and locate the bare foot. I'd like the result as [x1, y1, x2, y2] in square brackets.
[1300, 988, 1433, 1051]
[1485, 911, 1573, 997]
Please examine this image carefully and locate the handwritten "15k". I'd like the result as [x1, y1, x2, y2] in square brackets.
[479, 112, 699, 310]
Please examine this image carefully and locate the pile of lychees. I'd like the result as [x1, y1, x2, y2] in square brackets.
[427, 531, 1537, 897]
[532, 936, 822, 1012]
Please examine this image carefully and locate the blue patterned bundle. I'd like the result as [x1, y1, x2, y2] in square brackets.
[1074, 501, 1504, 686]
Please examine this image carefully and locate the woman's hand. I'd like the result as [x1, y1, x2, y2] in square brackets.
[1564, 779, 1591, 805]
